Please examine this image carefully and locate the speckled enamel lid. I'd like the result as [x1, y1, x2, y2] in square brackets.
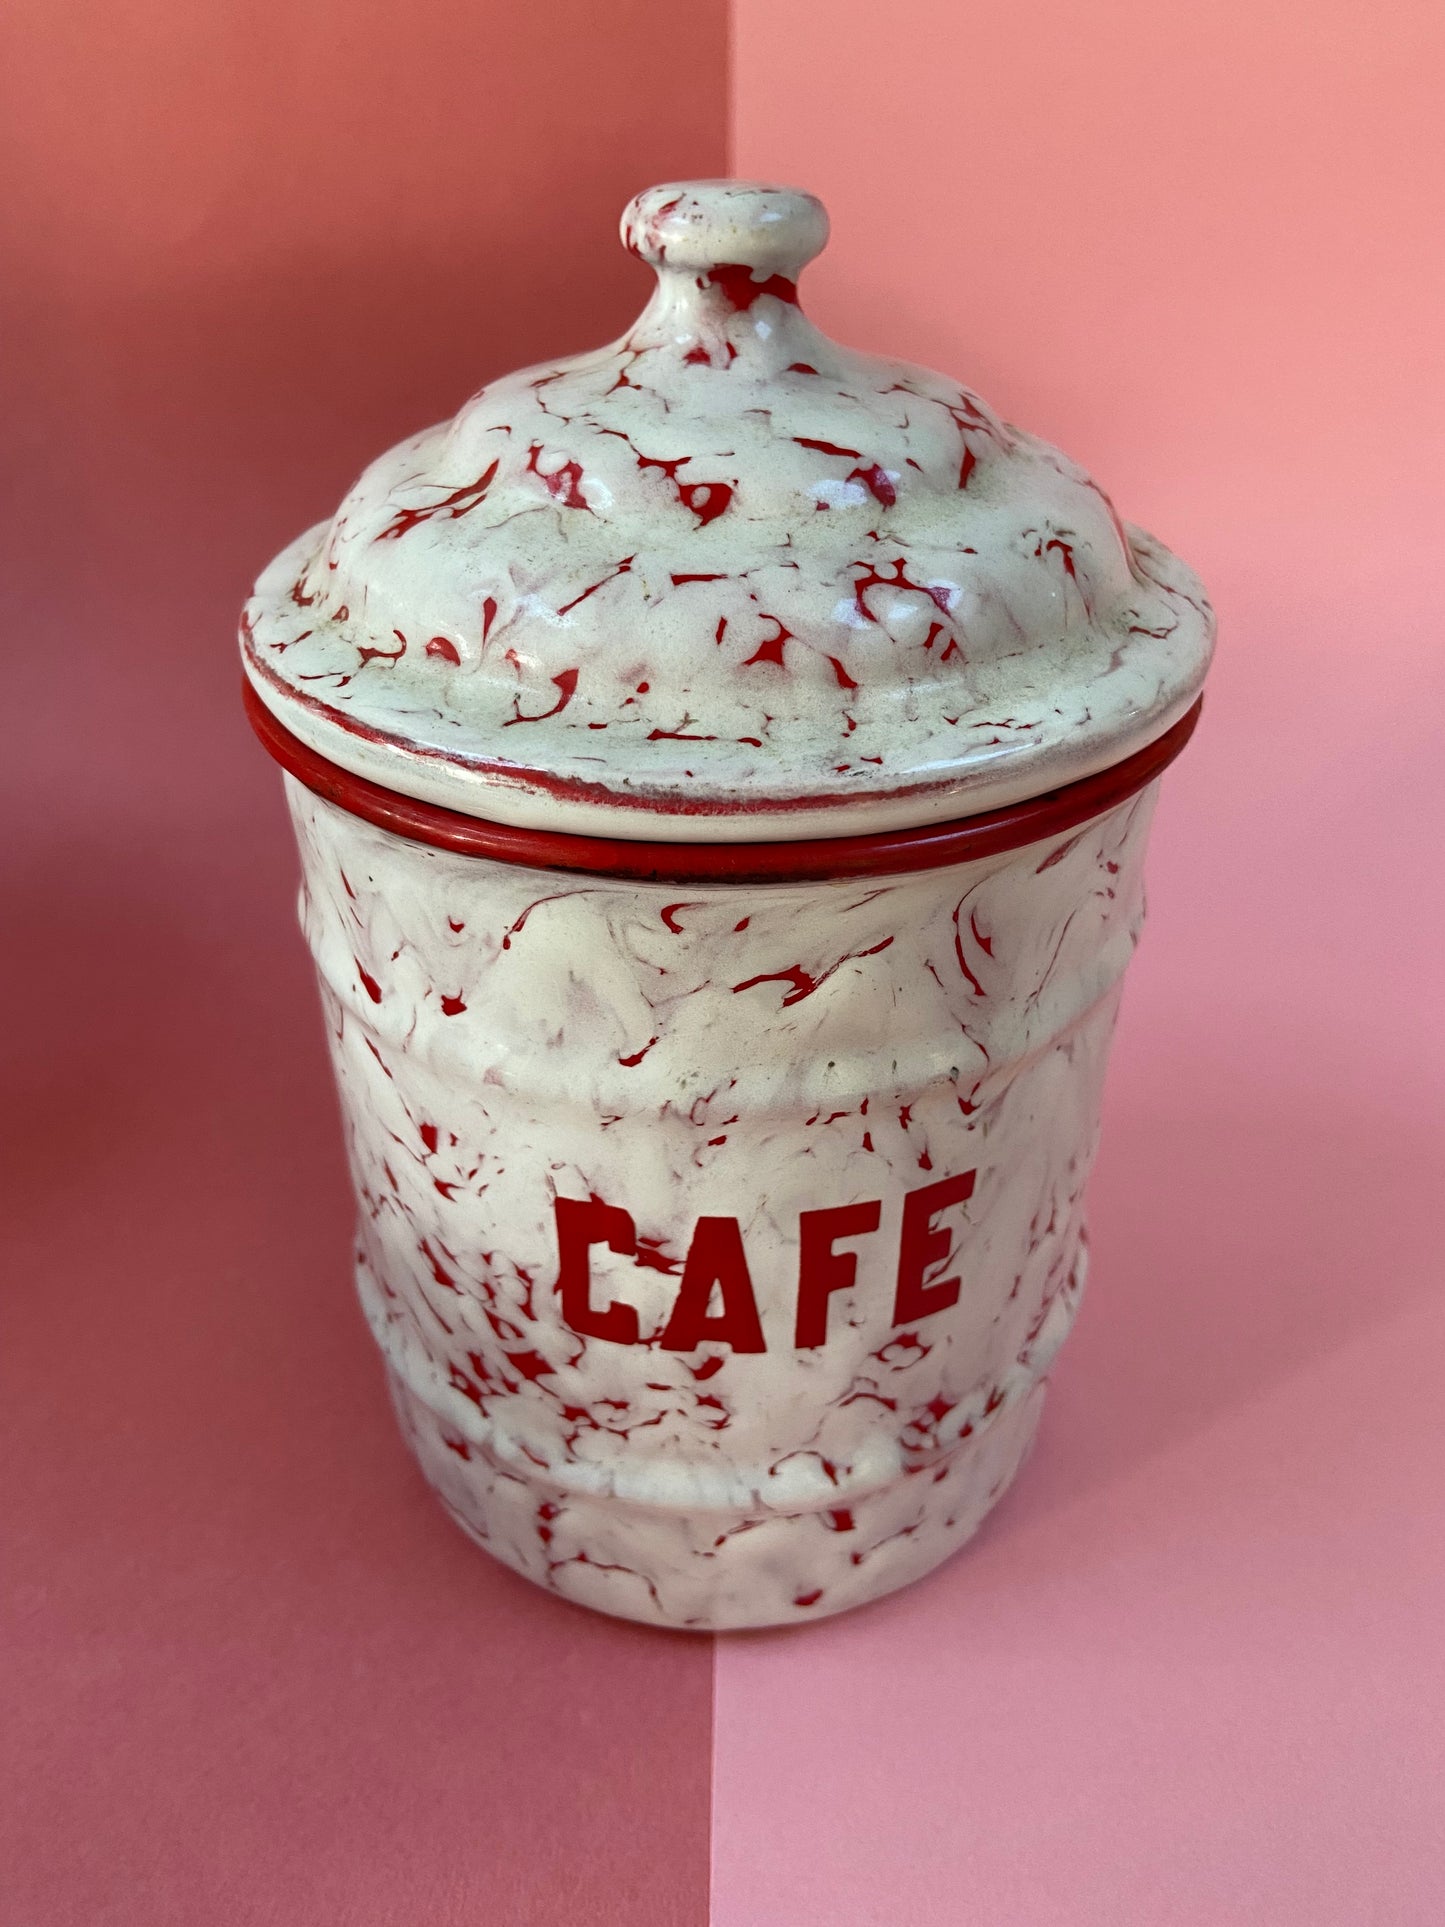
[242, 180, 1214, 843]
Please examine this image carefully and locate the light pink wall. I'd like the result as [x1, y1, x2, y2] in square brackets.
[733, 0, 1444, 601]
[719, 4, 1445, 1922]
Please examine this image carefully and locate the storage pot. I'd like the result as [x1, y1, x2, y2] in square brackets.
[242, 182, 1213, 1629]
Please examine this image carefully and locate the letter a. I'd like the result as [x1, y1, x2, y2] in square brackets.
[660, 1216, 767, 1354]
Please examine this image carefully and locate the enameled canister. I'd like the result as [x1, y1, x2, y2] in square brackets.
[241, 182, 1214, 1630]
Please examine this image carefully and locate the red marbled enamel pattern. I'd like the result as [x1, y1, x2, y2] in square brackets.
[286, 767, 1160, 1628]
[241, 183, 1214, 842]
[244, 181, 1213, 1629]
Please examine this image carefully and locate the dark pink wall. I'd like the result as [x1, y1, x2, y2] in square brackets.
[3, 0, 730, 703]
[1, 6, 724, 1922]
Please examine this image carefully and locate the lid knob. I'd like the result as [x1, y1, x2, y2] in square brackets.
[621, 180, 829, 284]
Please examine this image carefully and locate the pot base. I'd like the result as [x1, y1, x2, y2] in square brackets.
[385, 1358, 1050, 1633]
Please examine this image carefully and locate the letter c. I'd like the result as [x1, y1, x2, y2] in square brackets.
[555, 1196, 640, 1345]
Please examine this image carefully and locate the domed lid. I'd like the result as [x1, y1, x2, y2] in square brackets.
[242, 181, 1213, 843]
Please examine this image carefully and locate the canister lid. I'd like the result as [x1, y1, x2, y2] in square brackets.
[242, 181, 1213, 842]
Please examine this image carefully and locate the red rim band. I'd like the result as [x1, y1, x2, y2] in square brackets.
[244, 678, 1202, 884]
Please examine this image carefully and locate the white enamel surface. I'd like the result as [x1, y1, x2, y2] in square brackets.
[243, 182, 1214, 841]
[286, 772, 1161, 1629]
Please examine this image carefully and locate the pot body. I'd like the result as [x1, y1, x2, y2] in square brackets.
[284, 773, 1159, 1630]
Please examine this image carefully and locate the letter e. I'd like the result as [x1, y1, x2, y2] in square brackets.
[893, 1171, 976, 1327]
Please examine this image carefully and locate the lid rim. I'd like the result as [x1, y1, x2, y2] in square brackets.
[242, 635, 1201, 836]
[245, 677, 1201, 884]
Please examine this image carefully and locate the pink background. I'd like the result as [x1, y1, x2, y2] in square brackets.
[4, 0, 1444, 1920]
[719, 0, 1445, 1920]
[1, 3, 723, 1921]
